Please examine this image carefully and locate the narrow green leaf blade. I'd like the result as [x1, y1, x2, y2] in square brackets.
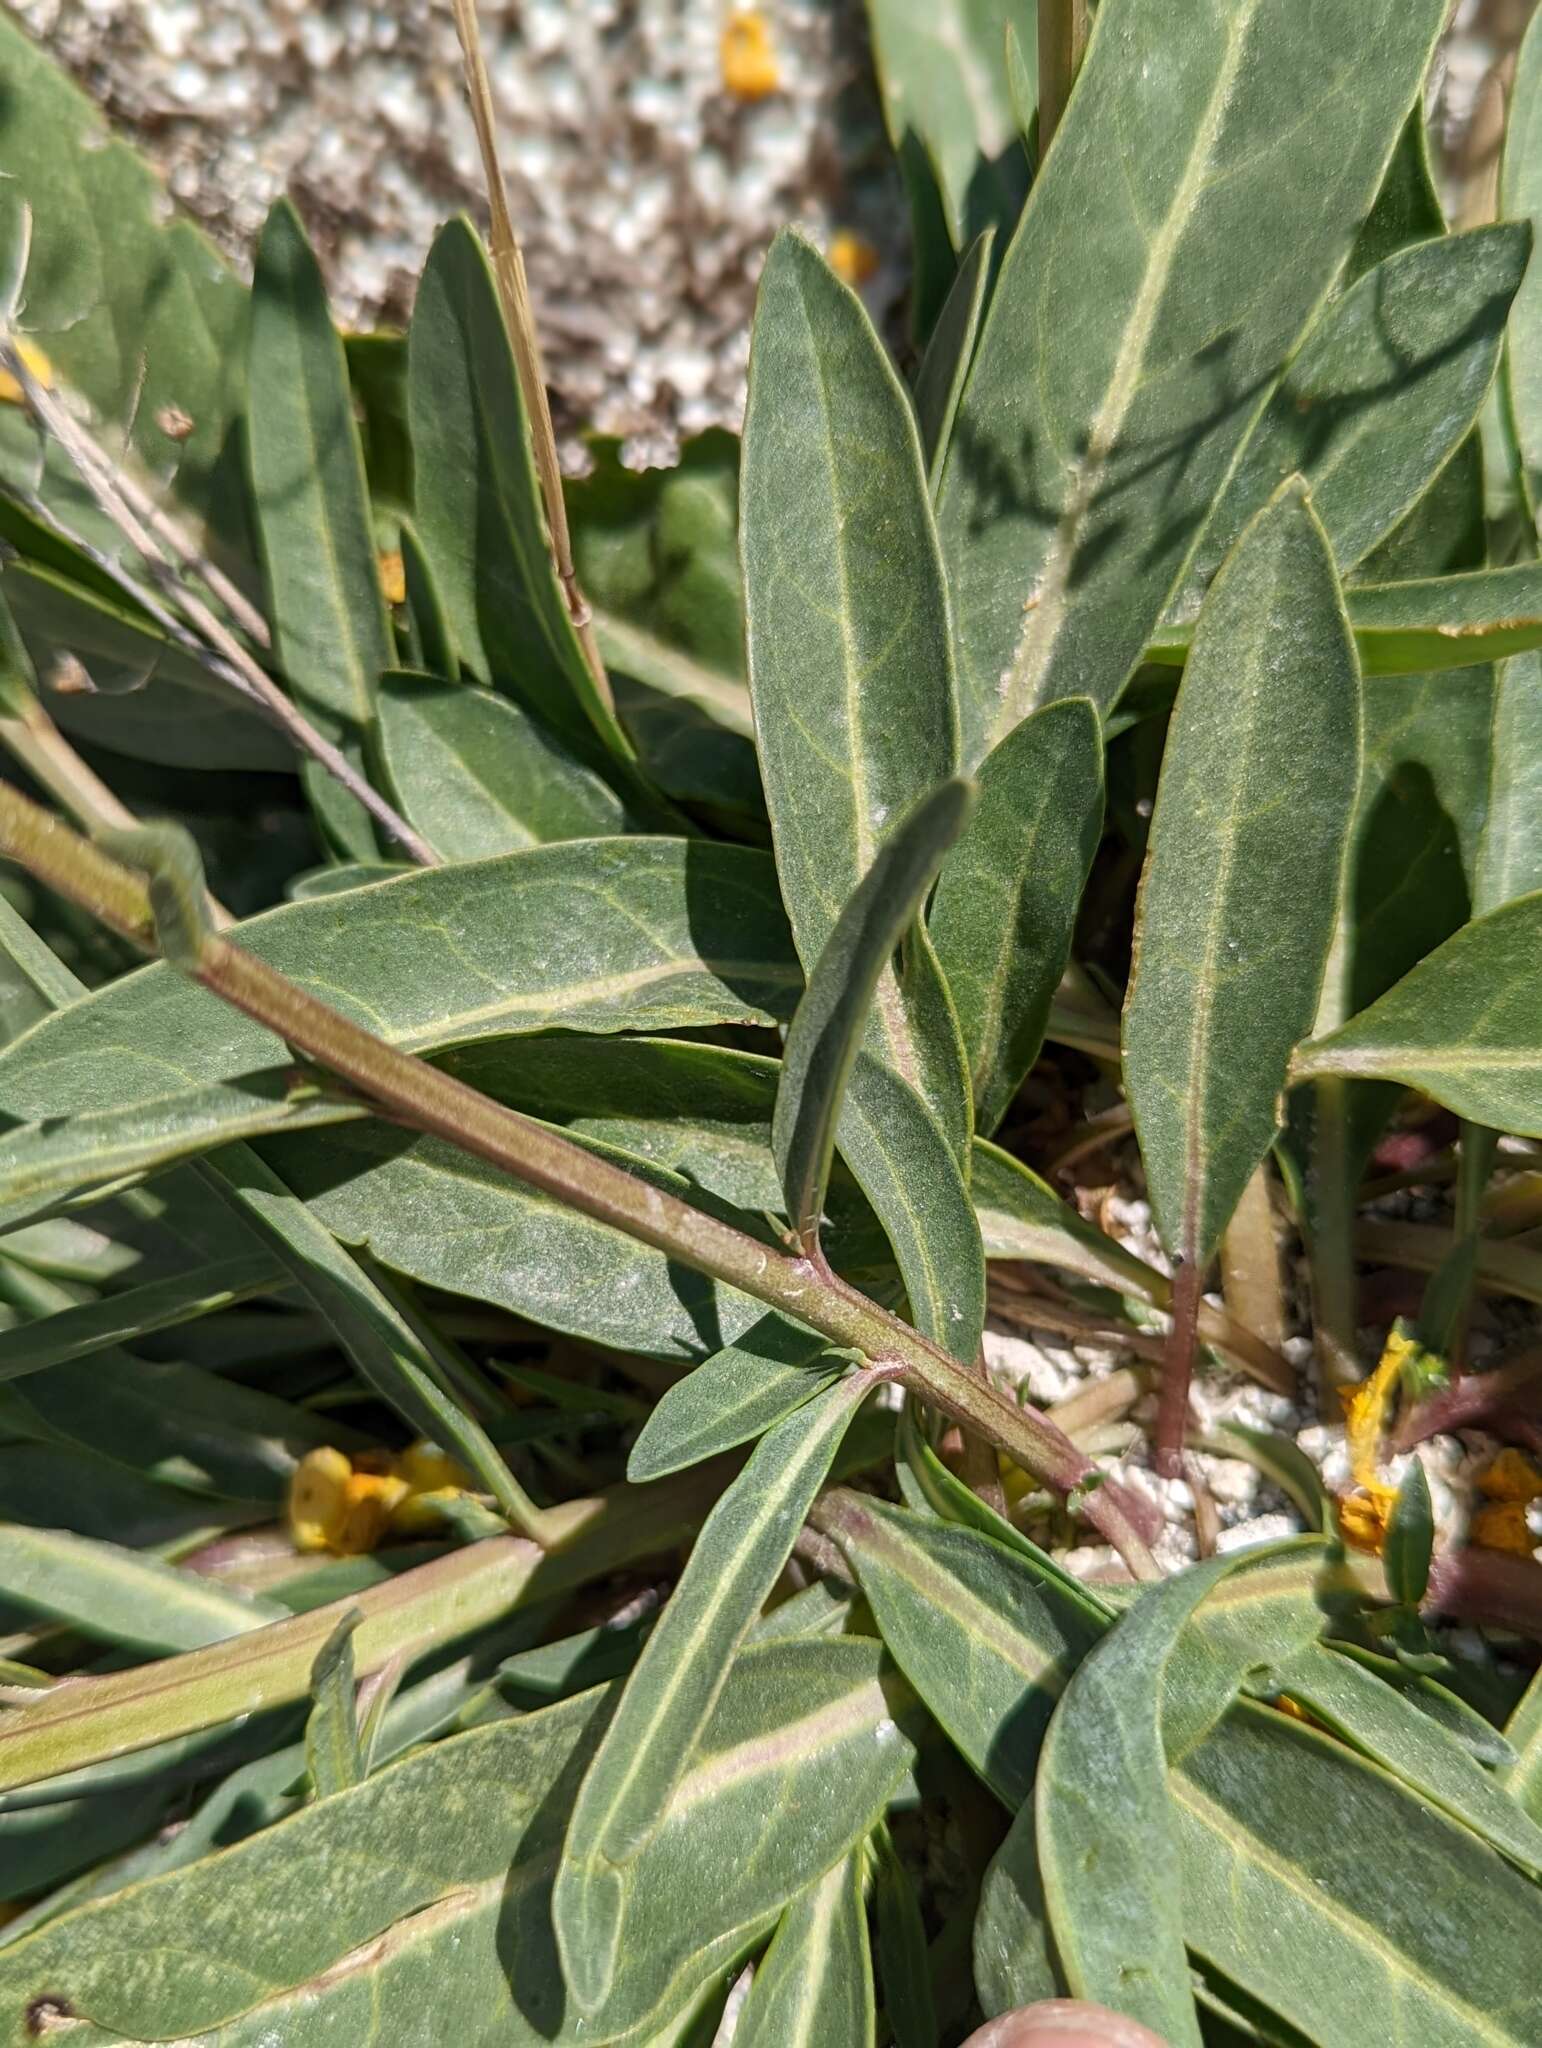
[914, 226, 995, 489]
[736, 1850, 876, 2048]
[1123, 482, 1361, 1261]
[1477, 649, 1542, 914]
[0, 1255, 280, 1379]
[937, 0, 1447, 747]
[1293, 891, 1542, 1133]
[1175, 225, 1529, 612]
[742, 229, 969, 1159]
[1502, 1664, 1542, 1823]
[408, 217, 632, 771]
[377, 670, 630, 858]
[870, 1819, 936, 2048]
[304, 1609, 364, 1799]
[247, 198, 392, 861]
[774, 778, 973, 1244]
[1384, 1458, 1435, 1607]
[0, 1525, 285, 1655]
[1503, 4, 1542, 520]
[930, 699, 1103, 1133]
[627, 1316, 844, 1482]
[554, 1375, 875, 2011]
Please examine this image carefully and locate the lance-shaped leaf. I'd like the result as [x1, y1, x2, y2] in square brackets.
[1477, 649, 1542, 913]
[975, 1801, 1065, 2017]
[304, 1610, 365, 1799]
[1171, 226, 1529, 617]
[1504, 4, 1542, 521]
[1123, 482, 1361, 1265]
[627, 1316, 845, 1482]
[0, 1525, 286, 1656]
[247, 199, 391, 861]
[774, 778, 972, 1247]
[742, 230, 969, 1156]
[869, 1818, 935, 2048]
[0, 839, 801, 1128]
[936, 0, 1447, 751]
[1035, 1547, 1324, 2043]
[377, 671, 630, 857]
[736, 1849, 875, 2048]
[0, 1254, 280, 1379]
[930, 699, 1104, 1134]
[0, 1638, 913, 2047]
[864, 0, 1035, 252]
[408, 217, 633, 773]
[1503, 1665, 1542, 1823]
[914, 226, 995, 488]
[553, 1373, 876, 2012]
[1293, 891, 1542, 1134]
[1272, 1641, 1542, 1876]
[1151, 559, 1542, 677]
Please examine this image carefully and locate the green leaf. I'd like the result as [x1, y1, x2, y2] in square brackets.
[774, 779, 973, 1246]
[863, 0, 1035, 250]
[742, 230, 968, 1159]
[869, 1819, 936, 2048]
[0, 1254, 280, 1379]
[974, 1802, 1065, 2017]
[1478, 649, 1542, 914]
[627, 1317, 845, 1482]
[1502, 1664, 1542, 1823]
[914, 227, 995, 489]
[0, 16, 251, 563]
[304, 1609, 364, 1799]
[1150, 560, 1542, 678]
[737, 1849, 875, 2048]
[1349, 110, 1446, 279]
[936, 0, 1447, 749]
[377, 670, 631, 858]
[398, 517, 458, 679]
[1384, 1457, 1435, 1607]
[1503, 3, 1542, 522]
[1173, 225, 1529, 617]
[1175, 1703, 1542, 2047]
[930, 699, 1104, 1133]
[247, 198, 392, 861]
[0, 840, 801, 1129]
[1123, 482, 1360, 1262]
[1293, 891, 1542, 1134]
[0, 1444, 259, 1551]
[1274, 1641, 1542, 1875]
[553, 1375, 876, 2011]
[1035, 1548, 1322, 2043]
[0, 1524, 285, 1655]
[829, 1496, 1104, 1811]
[408, 217, 633, 774]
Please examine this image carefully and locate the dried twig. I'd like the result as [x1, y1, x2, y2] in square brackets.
[0, 334, 440, 868]
[449, 0, 614, 712]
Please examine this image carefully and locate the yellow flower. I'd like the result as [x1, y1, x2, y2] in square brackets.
[829, 230, 880, 286]
[0, 339, 54, 406]
[395, 1439, 473, 1495]
[1476, 1448, 1542, 1504]
[1341, 1323, 1426, 1490]
[720, 11, 779, 101]
[288, 1439, 479, 1555]
[1336, 1481, 1399, 1557]
[1470, 1500, 1537, 1557]
[377, 549, 406, 606]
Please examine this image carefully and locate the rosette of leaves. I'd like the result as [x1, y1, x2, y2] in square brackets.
[0, 3, 1538, 2043]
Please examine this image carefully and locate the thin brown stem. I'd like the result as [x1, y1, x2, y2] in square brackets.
[1156, 1253, 1203, 1478]
[448, 0, 614, 713]
[0, 787, 1158, 1578]
[0, 333, 439, 868]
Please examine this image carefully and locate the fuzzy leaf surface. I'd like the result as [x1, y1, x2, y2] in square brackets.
[935, 0, 1445, 749]
[735, 1850, 875, 2048]
[627, 1317, 843, 1481]
[1123, 483, 1360, 1261]
[1503, 3, 1542, 519]
[1477, 649, 1542, 914]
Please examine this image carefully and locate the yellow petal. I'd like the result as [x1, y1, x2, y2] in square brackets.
[287, 1446, 354, 1554]
[389, 1485, 469, 1535]
[1341, 1325, 1419, 1490]
[1470, 1501, 1537, 1557]
[333, 1472, 410, 1556]
[378, 549, 406, 606]
[395, 1439, 474, 1497]
[829, 231, 880, 286]
[0, 339, 54, 406]
[1336, 1482, 1398, 1556]
[720, 11, 779, 101]
[1476, 1448, 1542, 1504]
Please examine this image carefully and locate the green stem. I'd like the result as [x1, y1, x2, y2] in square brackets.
[0, 788, 1159, 1578]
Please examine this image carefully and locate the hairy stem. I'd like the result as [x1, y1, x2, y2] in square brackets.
[1155, 1252, 1202, 1478]
[0, 788, 1158, 1578]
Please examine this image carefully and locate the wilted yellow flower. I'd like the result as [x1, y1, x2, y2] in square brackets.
[829, 230, 880, 286]
[1470, 1500, 1537, 1557]
[1477, 1448, 1542, 1503]
[288, 1440, 479, 1555]
[720, 11, 779, 101]
[0, 339, 54, 405]
[1336, 1481, 1399, 1557]
[377, 549, 406, 606]
[396, 1440, 473, 1495]
[1341, 1323, 1424, 1489]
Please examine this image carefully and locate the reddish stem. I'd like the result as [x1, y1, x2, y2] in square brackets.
[1155, 1255, 1202, 1479]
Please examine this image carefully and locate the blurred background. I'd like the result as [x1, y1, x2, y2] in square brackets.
[11, 0, 1540, 467]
